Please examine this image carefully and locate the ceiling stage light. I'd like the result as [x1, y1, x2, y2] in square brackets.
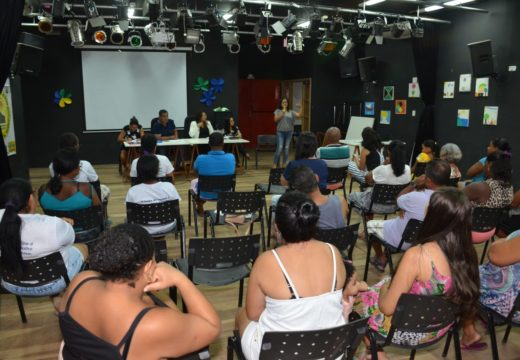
[317, 37, 337, 56]
[339, 35, 354, 58]
[286, 31, 304, 54]
[38, 14, 53, 33]
[93, 30, 107, 44]
[222, 30, 240, 54]
[110, 24, 125, 45]
[127, 30, 142, 47]
[272, 12, 297, 35]
[67, 20, 85, 47]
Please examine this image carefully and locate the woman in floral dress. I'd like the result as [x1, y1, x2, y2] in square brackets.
[356, 188, 481, 359]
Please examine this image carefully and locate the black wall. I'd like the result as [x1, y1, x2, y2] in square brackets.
[19, 31, 238, 167]
[434, 0, 520, 184]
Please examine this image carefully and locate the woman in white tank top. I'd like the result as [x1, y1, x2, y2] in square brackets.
[235, 192, 347, 360]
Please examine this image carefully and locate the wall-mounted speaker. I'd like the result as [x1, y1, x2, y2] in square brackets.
[339, 53, 358, 79]
[358, 56, 377, 82]
[11, 32, 45, 77]
[468, 39, 495, 77]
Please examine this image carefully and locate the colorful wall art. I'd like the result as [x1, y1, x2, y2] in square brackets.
[443, 81, 455, 99]
[456, 109, 470, 127]
[483, 106, 498, 126]
[395, 100, 407, 115]
[475, 77, 489, 97]
[459, 74, 471, 92]
[364, 101, 375, 116]
[383, 86, 394, 101]
[408, 82, 420, 98]
[380, 110, 391, 125]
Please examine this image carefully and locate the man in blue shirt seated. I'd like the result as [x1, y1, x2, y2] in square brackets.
[151, 109, 178, 155]
[191, 132, 236, 214]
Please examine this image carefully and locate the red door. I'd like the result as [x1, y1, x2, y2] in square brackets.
[238, 79, 281, 148]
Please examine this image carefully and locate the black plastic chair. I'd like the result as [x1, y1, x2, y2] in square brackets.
[254, 168, 286, 195]
[324, 166, 348, 199]
[188, 174, 236, 236]
[315, 223, 360, 260]
[130, 176, 173, 186]
[255, 134, 277, 169]
[227, 317, 370, 360]
[364, 219, 423, 281]
[413, 162, 427, 178]
[369, 293, 462, 360]
[126, 199, 185, 261]
[204, 191, 266, 249]
[0, 252, 71, 323]
[347, 183, 408, 244]
[175, 234, 260, 308]
[472, 206, 509, 264]
[43, 206, 104, 244]
[348, 175, 367, 194]
[479, 293, 520, 360]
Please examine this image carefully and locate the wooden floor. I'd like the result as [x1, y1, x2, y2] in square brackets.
[1, 152, 519, 359]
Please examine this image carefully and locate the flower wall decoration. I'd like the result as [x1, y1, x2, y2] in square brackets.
[193, 76, 225, 107]
[54, 89, 72, 108]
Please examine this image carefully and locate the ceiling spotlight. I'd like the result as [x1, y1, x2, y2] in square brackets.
[193, 34, 205, 54]
[110, 24, 125, 45]
[339, 35, 355, 58]
[178, 6, 194, 36]
[67, 20, 85, 47]
[83, 0, 106, 28]
[411, 19, 424, 38]
[37, 13, 53, 34]
[255, 15, 272, 47]
[317, 36, 337, 56]
[391, 21, 411, 39]
[184, 28, 201, 45]
[127, 29, 142, 47]
[272, 12, 297, 35]
[222, 30, 240, 54]
[145, 22, 175, 48]
[116, 2, 130, 30]
[287, 31, 304, 54]
[366, 18, 385, 45]
[257, 44, 271, 54]
[93, 29, 107, 44]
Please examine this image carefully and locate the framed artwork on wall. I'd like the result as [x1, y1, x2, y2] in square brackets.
[395, 100, 407, 115]
[364, 101, 375, 116]
[443, 81, 455, 99]
[383, 86, 394, 101]
[475, 77, 489, 97]
[456, 109, 470, 127]
[380, 110, 391, 125]
[459, 74, 471, 92]
[483, 106, 498, 126]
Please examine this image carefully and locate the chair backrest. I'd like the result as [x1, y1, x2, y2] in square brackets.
[368, 184, 409, 211]
[256, 135, 277, 150]
[126, 200, 181, 225]
[268, 168, 285, 186]
[396, 219, 423, 250]
[151, 117, 159, 129]
[414, 162, 427, 177]
[387, 294, 458, 347]
[258, 317, 369, 360]
[90, 180, 102, 199]
[130, 177, 172, 186]
[315, 223, 360, 258]
[187, 234, 261, 270]
[472, 207, 508, 232]
[327, 166, 348, 184]
[1, 252, 70, 287]
[215, 191, 266, 223]
[43, 206, 104, 233]
[197, 174, 236, 196]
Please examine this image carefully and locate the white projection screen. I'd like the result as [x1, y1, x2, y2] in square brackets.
[81, 51, 187, 131]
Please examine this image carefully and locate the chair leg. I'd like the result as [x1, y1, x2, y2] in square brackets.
[267, 207, 273, 248]
[193, 202, 199, 237]
[203, 213, 208, 239]
[347, 205, 353, 225]
[386, 248, 394, 275]
[409, 349, 416, 360]
[238, 278, 244, 307]
[368, 331, 379, 360]
[452, 323, 462, 360]
[260, 217, 266, 252]
[480, 240, 490, 265]
[363, 236, 373, 281]
[486, 309, 500, 360]
[503, 323, 513, 343]
[15, 295, 27, 323]
[442, 330, 452, 357]
[188, 191, 192, 226]
[227, 336, 235, 360]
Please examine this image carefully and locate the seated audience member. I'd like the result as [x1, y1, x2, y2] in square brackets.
[462, 230, 520, 350]
[49, 132, 109, 201]
[357, 188, 480, 360]
[412, 139, 439, 177]
[440, 143, 463, 180]
[58, 224, 220, 359]
[281, 132, 328, 192]
[130, 134, 174, 180]
[151, 109, 178, 140]
[316, 126, 350, 168]
[289, 166, 347, 229]
[467, 137, 511, 183]
[225, 116, 250, 159]
[191, 132, 235, 213]
[366, 159, 451, 272]
[117, 116, 144, 171]
[41, 149, 101, 211]
[235, 192, 346, 360]
[348, 140, 411, 214]
[126, 155, 181, 235]
[342, 261, 368, 320]
[347, 127, 384, 185]
[497, 189, 520, 237]
[0, 178, 88, 309]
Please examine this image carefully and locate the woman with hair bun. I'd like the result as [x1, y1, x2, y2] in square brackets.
[58, 224, 220, 359]
[0, 178, 87, 308]
[236, 191, 347, 360]
[467, 137, 511, 183]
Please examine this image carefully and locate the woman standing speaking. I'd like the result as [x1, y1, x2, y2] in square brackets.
[273, 98, 300, 168]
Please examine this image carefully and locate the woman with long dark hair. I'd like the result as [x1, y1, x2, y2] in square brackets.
[0, 178, 87, 308]
[40, 149, 101, 211]
[347, 127, 384, 185]
[467, 137, 511, 182]
[189, 111, 214, 155]
[348, 140, 411, 214]
[58, 224, 220, 359]
[272, 98, 301, 168]
[357, 188, 480, 359]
